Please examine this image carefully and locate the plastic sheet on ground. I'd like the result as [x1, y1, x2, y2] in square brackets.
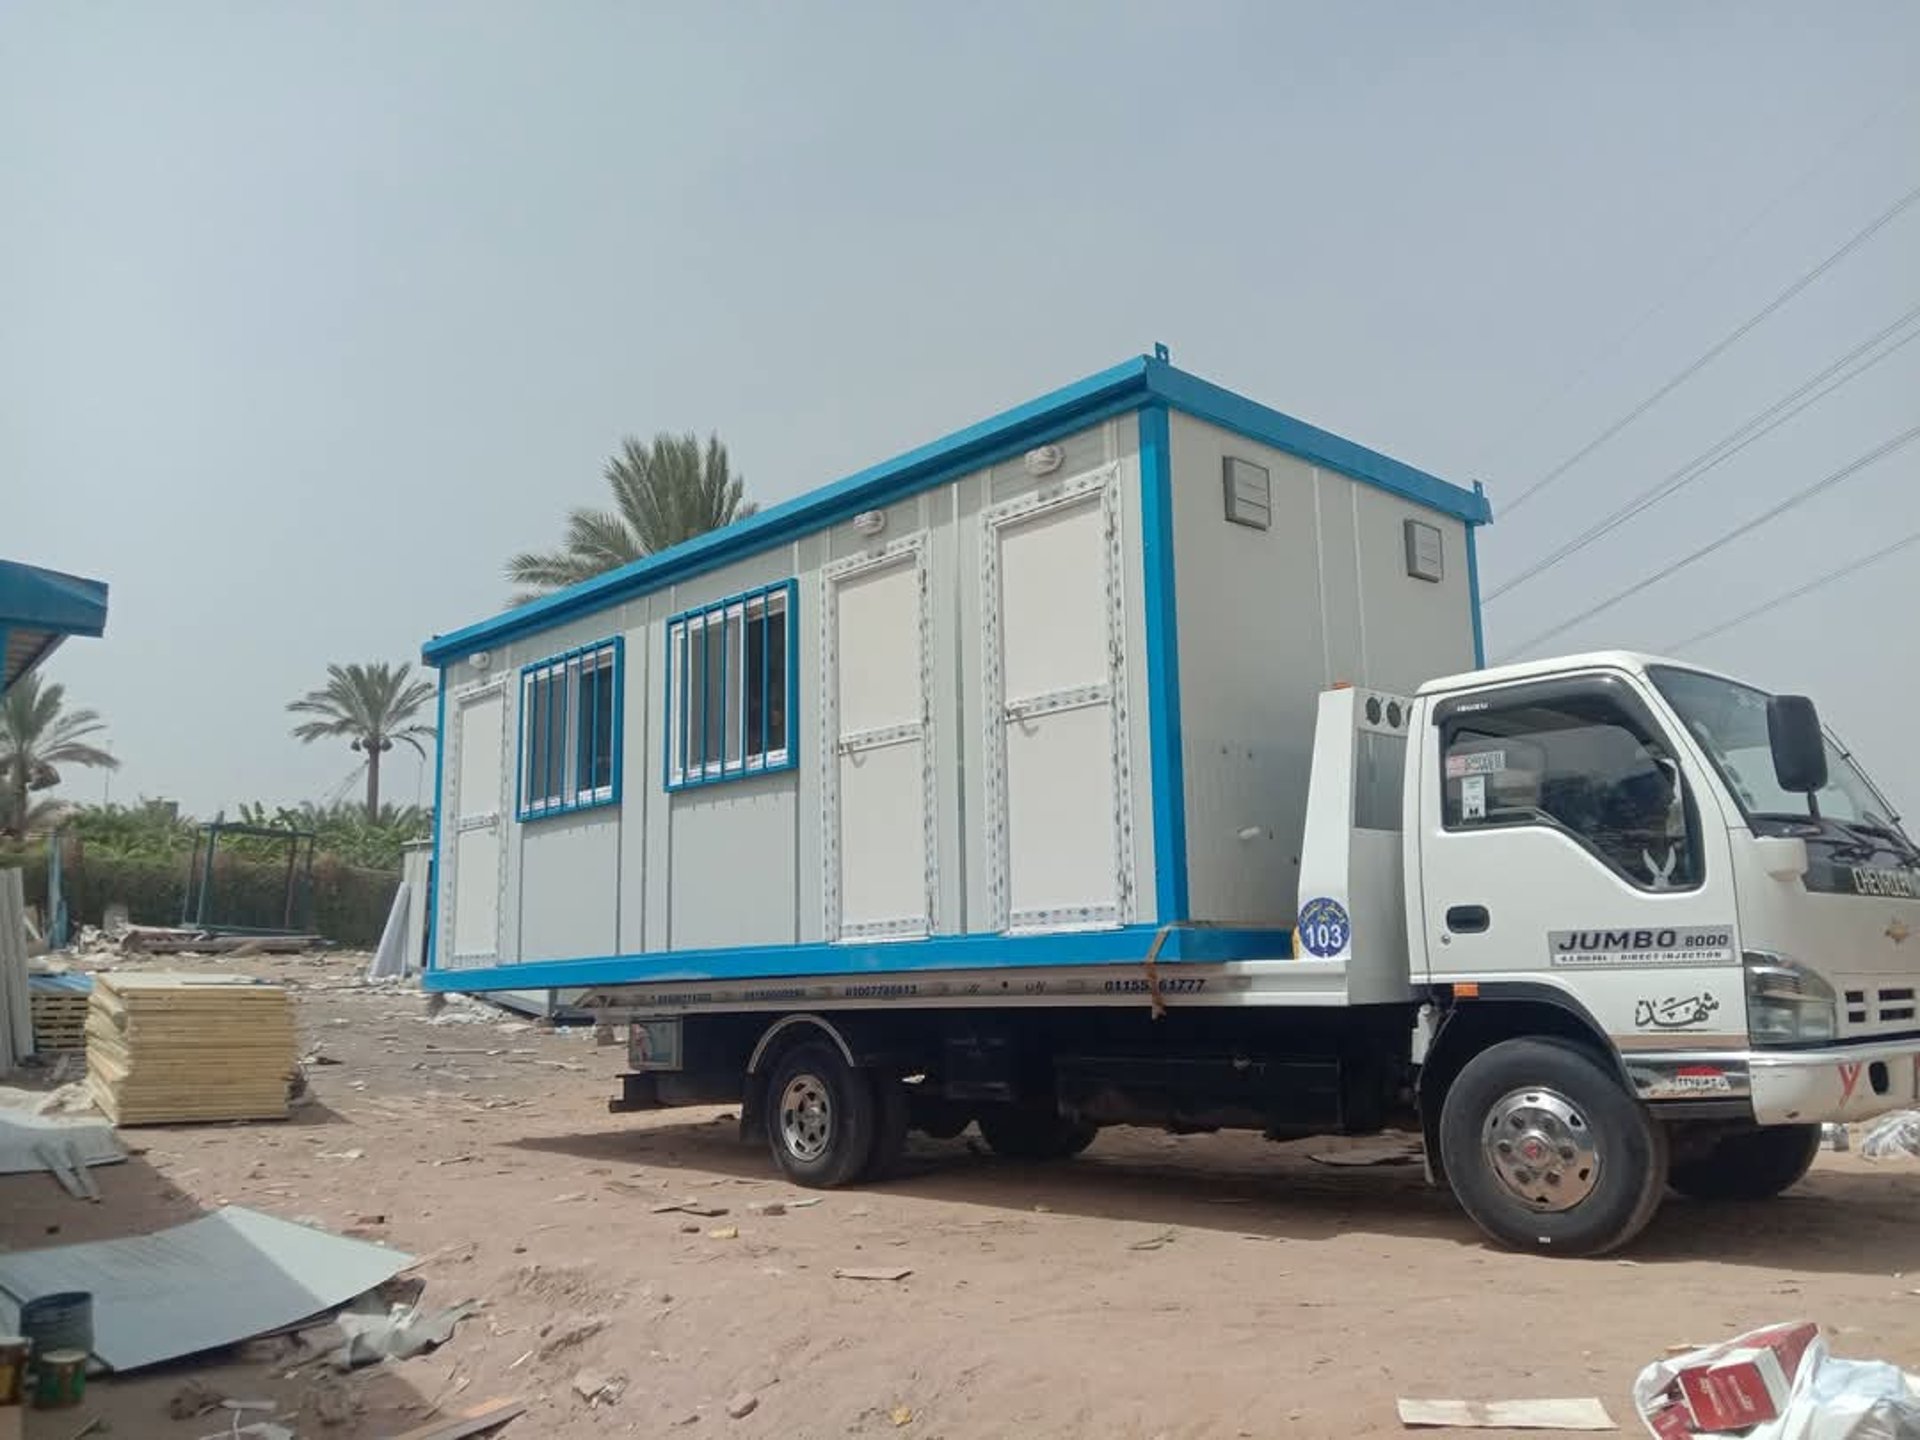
[1634, 1323, 1920, 1439]
[1859, 1110, 1920, 1161]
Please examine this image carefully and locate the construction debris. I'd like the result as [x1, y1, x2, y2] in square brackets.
[0, 1088, 123, 1196]
[1633, 1322, 1920, 1438]
[85, 973, 298, 1125]
[383, 1396, 526, 1440]
[333, 1298, 479, 1369]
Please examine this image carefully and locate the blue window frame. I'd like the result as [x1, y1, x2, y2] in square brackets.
[517, 637, 624, 821]
[665, 580, 797, 790]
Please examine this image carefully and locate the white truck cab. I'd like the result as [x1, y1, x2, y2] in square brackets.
[1386, 650, 1920, 1249]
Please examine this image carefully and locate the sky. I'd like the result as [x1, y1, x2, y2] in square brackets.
[4, 2, 1918, 818]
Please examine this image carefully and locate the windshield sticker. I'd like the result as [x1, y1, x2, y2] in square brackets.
[1852, 865, 1920, 899]
[1633, 992, 1720, 1030]
[1297, 897, 1350, 958]
[1446, 751, 1506, 779]
[1461, 774, 1487, 821]
[1548, 927, 1736, 968]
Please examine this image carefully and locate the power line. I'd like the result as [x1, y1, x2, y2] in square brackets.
[1486, 304, 1920, 601]
[1503, 177, 1920, 516]
[1500, 424, 1920, 658]
[1665, 528, 1920, 652]
[1494, 93, 1909, 466]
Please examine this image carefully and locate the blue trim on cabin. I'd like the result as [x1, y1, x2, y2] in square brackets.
[1465, 482, 1489, 668]
[1144, 364, 1493, 527]
[663, 580, 800, 792]
[425, 669, 448, 971]
[421, 354, 1486, 665]
[422, 923, 1298, 992]
[1136, 405, 1190, 924]
[0, 558, 110, 695]
[514, 636, 626, 823]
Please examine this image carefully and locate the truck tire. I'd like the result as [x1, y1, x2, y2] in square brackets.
[1668, 1124, 1821, 1202]
[977, 1106, 1099, 1162]
[764, 1042, 877, 1188]
[860, 1071, 912, 1182]
[1439, 1037, 1667, 1256]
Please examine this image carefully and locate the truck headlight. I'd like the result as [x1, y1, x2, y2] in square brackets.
[1744, 953, 1838, 1047]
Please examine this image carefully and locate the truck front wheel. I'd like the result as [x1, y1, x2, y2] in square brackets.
[1668, 1124, 1822, 1201]
[1439, 1037, 1667, 1256]
[764, 1042, 877, 1188]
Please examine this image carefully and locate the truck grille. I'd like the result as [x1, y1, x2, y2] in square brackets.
[1844, 986, 1917, 1030]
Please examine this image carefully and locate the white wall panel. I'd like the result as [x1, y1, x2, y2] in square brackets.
[520, 812, 619, 961]
[1005, 703, 1119, 922]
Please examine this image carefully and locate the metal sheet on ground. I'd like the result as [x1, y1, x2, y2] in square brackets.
[0, 1205, 412, 1371]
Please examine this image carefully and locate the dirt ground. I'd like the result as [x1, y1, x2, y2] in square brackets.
[5, 951, 1919, 1440]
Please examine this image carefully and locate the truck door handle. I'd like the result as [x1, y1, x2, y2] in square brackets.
[1445, 905, 1490, 934]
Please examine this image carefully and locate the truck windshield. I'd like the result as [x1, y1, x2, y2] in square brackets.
[1648, 666, 1914, 853]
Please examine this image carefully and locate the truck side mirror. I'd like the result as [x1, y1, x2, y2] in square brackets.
[1767, 695, 1828, 794]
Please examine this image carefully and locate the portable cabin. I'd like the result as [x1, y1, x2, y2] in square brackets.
[420, 351, 1490, 993]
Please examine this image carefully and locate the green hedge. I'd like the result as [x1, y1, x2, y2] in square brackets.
[0, 845, 399, 949]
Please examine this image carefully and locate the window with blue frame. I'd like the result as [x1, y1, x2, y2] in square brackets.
[666, 581, 795, 789]
[518, 638, 623, 820]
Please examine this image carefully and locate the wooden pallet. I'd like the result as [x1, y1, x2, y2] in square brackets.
[31, 993, 91, 1053]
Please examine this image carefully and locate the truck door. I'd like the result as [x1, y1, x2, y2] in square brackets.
[1415, 672, 1742, 1041]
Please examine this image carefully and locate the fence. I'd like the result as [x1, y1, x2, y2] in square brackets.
[0, 843, 399, 950]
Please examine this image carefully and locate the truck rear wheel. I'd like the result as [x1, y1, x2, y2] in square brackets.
[764, 1042, 877, 1188]
[1439, 1037, 1667, 1256]
[1669, 1124, 1821, 1201]
[860, 1071, 912, 1182]
[978, 1105, 1098, 1161]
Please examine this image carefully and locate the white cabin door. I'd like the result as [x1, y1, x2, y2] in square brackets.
[824, 539, 933, 941]
[447, 685, 507, 965]
[984, 468, 1133, 931]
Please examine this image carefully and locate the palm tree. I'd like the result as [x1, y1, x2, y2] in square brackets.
[0, 673, 119, 838]
[508, 432, 756, 601]
[287, 662, 436, 818]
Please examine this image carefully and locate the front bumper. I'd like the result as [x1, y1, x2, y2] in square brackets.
[1626, 1038, 1920, 1125]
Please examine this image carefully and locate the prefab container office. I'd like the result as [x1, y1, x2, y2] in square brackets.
[420, 353, 1491, 994]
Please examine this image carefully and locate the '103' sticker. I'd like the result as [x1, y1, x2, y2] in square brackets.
[1298, 897, 1350, 958]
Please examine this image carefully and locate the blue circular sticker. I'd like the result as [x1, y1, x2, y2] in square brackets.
[1298, 897, 1350, 958]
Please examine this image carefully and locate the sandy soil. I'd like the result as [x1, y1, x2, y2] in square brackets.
[4, 951, 1919, 1440]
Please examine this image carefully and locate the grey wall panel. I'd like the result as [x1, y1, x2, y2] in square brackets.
[1315, 475, 1365, 684]
[1352, 485, 1474, 689]
[1169, 417, 1328, 925]
[519, 809, 621, 961]
[668, 779, 799, 950]
[1167, 413, 1476, 926]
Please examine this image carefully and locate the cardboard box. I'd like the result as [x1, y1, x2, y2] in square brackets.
[1645, 1397, 1696, 1440]
[1677, 1322, 1818, 1431]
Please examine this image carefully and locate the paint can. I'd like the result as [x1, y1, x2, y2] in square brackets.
[31, 1349, 86, 1410]
[17, 1293, 91, 1359]
[0, 1335, 26, 1405]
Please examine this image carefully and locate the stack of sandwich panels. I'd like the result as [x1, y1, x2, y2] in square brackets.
[86, 973, 296, 1125]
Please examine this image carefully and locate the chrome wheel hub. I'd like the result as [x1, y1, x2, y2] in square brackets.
[780, 1074, 833, 1162]
[1483, 1086, 1600, 1212]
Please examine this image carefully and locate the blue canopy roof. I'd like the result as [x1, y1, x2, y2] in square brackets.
[0, 559, 110, 696]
